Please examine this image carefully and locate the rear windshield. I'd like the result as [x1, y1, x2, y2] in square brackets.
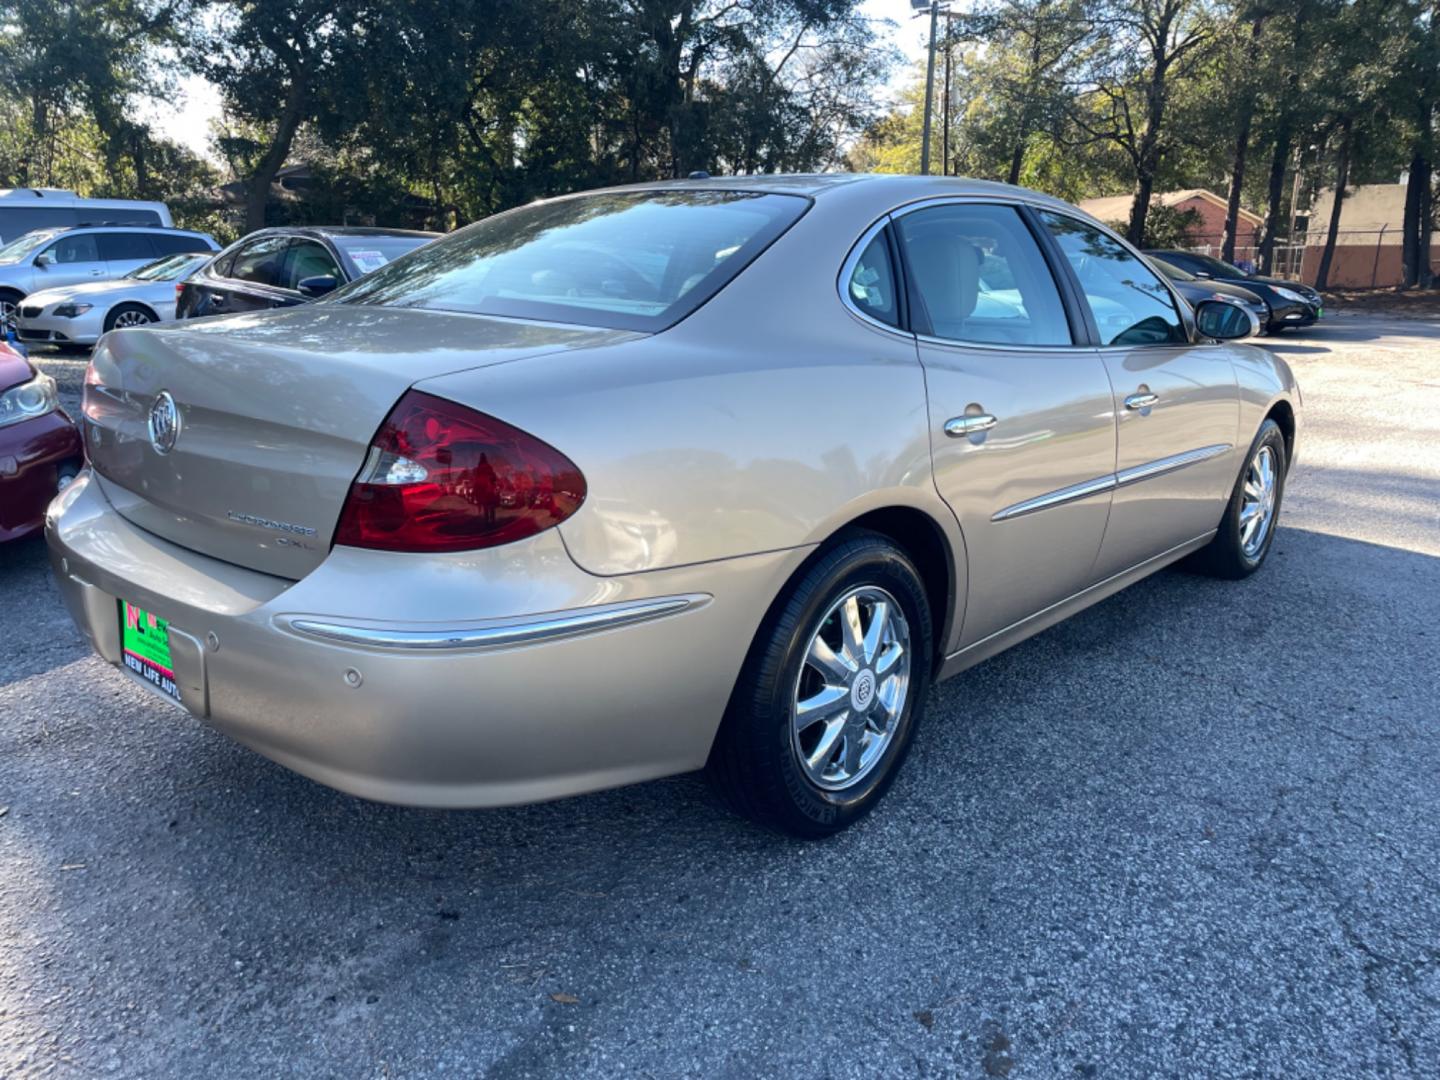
[332, 191, 809, 331]
[330, 234, 436, 275]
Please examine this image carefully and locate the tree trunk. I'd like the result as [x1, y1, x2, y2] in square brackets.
[1257, 124, 1292, 275]
[1221, 112, 1253, 264]
[1007, 137, 1025, 186]
[1403, 151, 1426, 288]
[245, 77, 308, 233]
[1127, 163, 1156, 247]
[1313, 123, 1352, 291]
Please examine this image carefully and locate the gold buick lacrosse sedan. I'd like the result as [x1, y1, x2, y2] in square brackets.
[48, 174, 1298, 837]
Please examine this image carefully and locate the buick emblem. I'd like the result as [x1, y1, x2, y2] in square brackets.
[147, 391, 181, 454]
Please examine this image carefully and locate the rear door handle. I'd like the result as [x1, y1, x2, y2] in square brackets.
[944, 413, 998, 437]
[1124, 392, 1159, 410]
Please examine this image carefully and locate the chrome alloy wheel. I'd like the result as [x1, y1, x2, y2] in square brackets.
[791, 585, 911, 791]
[111, 309, 153, 328]
[1240, 444, 1278, 557]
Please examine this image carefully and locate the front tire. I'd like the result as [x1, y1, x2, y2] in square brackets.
[104, 303, 157, 332]
[707, 532, 933, 838]
[1190, 418, 1287, 579]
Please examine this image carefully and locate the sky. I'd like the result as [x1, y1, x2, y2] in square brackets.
[142, 2, 937, 162]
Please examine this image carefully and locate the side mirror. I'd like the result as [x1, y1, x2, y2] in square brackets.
[34, 250, 54, 268]
[1193, 299, 1258, 341]
[296, 274, 338, 298]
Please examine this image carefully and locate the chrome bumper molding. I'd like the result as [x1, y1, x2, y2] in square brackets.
[282, 593, 710, 652]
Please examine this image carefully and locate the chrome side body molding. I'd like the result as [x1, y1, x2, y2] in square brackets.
[991, 444, 1232, 523]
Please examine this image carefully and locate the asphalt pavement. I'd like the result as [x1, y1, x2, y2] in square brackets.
[2, 313, 1438, 1078]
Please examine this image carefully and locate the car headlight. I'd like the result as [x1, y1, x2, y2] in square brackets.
[0, 372, 59, 428]
[52, 302, 93, 318]
[1272, 286, 1306, 303]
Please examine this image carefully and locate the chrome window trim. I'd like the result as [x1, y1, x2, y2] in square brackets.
[992, 443, 1235, 522]
[1115, 443, 1233, 487]
[281, 593, 710, 652]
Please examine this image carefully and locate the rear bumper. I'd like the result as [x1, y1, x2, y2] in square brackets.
[46, 470, 803, 807]
[0, 408, 83, 542]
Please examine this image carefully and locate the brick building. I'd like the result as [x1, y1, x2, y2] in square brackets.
[1076, 189, 1264, 249]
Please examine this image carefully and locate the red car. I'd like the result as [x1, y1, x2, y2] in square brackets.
[0, 342, 82, 542]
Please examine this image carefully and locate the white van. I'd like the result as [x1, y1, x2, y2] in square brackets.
[0, 189, 173, 243]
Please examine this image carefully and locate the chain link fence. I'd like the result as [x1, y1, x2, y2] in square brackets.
[1182, 227, 1431, 289]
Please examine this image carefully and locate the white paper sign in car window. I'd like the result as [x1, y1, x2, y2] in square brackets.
[349, 250, 389, 274]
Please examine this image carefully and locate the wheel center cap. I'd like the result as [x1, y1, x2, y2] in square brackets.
[851, 668, 877, 712]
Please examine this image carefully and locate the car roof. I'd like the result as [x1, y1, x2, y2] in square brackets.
[40, 223, 209, 235]
[248, 226, 441, 240]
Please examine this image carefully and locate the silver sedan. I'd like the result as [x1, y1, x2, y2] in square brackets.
[47, 175, 1299, 836]
[16, 252, 214, 347]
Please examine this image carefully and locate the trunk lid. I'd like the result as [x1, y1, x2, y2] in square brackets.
[84, 305, 639, 578]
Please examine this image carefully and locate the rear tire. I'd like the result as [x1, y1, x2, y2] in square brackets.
[103, 303, 157, 332]
[1188, 418, 1287, 579]
[0, 289, 22, 332]
[707, 531, 933, 838]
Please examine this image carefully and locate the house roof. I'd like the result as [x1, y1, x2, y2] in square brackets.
[1077, 189, 1264, 228]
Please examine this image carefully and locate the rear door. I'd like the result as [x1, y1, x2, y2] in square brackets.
[1039, 212, 1239, 580]
[96, 231, 159, 278]
[893, 201, 1118, 648]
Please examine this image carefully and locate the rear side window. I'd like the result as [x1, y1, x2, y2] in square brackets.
[228, 236, 289, 287]
[97, 232, 157, 261]
[152, 233, 211, 255]
[1040, 213, 1185, 346]
[333, 191, 810, 332]
[845, 232, 900, 327]
[896, 204, 1071, 346]
[282, 239, 342, 289]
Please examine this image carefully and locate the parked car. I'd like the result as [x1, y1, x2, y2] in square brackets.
[16, 252, 214, 348]
[1147, 254, 1271, 333]
[0, 340, 82, 542]
[1144, 249, 1323, 331]
[0, 225, 218, 329]
[176, 227, 440, 319]
[0, 188, 174, 243]
[49, 176, 1300, 837]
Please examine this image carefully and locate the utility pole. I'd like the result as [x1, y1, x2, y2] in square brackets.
[919, 1, 939, 175]
[941, 18, 952, 175]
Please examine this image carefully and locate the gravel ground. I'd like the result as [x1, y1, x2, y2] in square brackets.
[2, 314, 1438, 1078]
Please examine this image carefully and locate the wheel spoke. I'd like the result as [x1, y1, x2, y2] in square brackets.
[795, 684, 848, 731]
[806, 634, 853, 682]
[805, 718, 846, 776]
[874, 641, 904, 677]
[1240, 502, 1262, 525]
[861, 601, 888, 665]
[1240, 514, 1260, 546]
[841, 730, 864, 775]
[840, 595, 865, 664]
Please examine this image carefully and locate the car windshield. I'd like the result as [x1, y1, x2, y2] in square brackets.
[1149, 256, 1196, 282]
[127, 253, 208, 281]
[330, 234, 437, 275]
[0, 229, 63, 264]
[332, 190, 810, 331]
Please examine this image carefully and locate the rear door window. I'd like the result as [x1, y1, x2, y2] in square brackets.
[97, 232, 158, 261]
[228, 236, 290, 287]
[895, 204, 1072, 346]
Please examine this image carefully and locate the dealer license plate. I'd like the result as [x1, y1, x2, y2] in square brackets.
[119, 600, 182, 704]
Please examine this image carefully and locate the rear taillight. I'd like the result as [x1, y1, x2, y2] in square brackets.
[333, 390, 586, 553]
